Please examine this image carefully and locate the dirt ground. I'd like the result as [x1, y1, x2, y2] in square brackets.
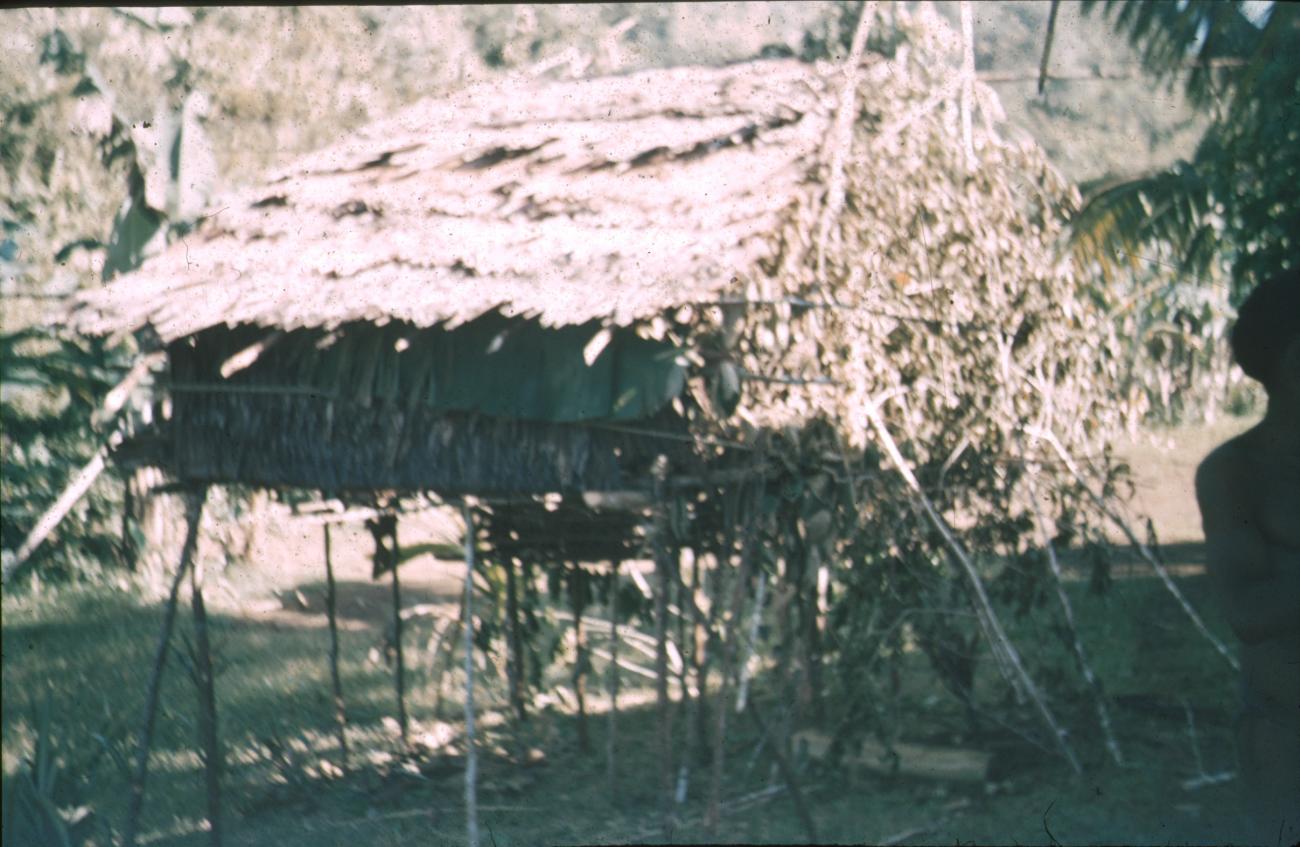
[2, 417, 1267, 846]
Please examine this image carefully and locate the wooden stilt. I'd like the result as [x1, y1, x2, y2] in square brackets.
[462, 501, 481, 847]
[606, 559, 621, 800]
[190, 569, 223, 846]
[323, 524, 349, 769]
[369, 515, 408, 745]
[706, 484, 760, 834]
[570, 565, 590, 754]
[676, 547, 695, 806]
[504, 557, 527, 722]
[123, 486, 206, 847]
[389, 521, 408, 745]
[652, 470, 675, 836]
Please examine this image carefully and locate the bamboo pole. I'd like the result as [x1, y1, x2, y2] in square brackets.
[323, 524, 349, 770]
[865, 402, 1083, 774]
[123, 486, 206, 847]
[461, 501, 480, 847]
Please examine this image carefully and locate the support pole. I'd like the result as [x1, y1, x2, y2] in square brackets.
[369, 515, 408, 745]
[652, 470, 676, 836]
[505, 557, 527, 722]
[462, 501, 481, 847]
[706, 484, 760, 834]
[606, 559, 621, 800]
[191, 567, 223, 846]
[389, 521, 407, 746]
[570, 565, 591, 754]
[323, 524, 349, 769]
[123, 486, 206, 847]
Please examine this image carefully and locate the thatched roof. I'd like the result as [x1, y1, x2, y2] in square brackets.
[68, 60, 835, 343]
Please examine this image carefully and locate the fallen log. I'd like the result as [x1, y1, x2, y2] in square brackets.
[792, 729, 992, 783]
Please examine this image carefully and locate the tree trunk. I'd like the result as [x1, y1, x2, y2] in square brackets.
[123, 486, 206, 847]
[323, 524, 349, 769]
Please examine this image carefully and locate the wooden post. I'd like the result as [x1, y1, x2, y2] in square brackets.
[389, 521, 408, 746]
[461, 501, 480, 847]
[504, 557, 527, 722]
[676, 546, 696, 806]
[190, 568, 223, 846]
[323, 524, 349, 769]
[123, 486, 206, 847]
[570, 565, 590, 754]
[370, 516, 408, 746]
[706, 484, 760, 834]
[652, 468, 675, 836]
[606, 559, 621, 800]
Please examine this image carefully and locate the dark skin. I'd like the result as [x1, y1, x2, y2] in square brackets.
[1195, 335, 1300, 844]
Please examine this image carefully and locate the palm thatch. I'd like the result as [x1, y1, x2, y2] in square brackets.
[67, 59, 834, 342]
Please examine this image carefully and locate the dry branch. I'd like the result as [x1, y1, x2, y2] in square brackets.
[3, 431, 119, 583]
[793, 729, 992, 783]
[815, 0, 878, 282]
[1029, 480, 1124, 767]
[866, 401, 1082, 774]
[1027, 426, 1238, 672]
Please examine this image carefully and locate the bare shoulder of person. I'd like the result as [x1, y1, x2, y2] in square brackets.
[1195, 436, 1252, 526]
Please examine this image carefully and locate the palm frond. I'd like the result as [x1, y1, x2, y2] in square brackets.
[1068, 163, 1218, 285]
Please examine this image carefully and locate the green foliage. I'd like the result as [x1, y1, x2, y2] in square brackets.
[0, 330, 130, 584]
[1074, 1, 1299, 299]
[1, 693, 108, 847]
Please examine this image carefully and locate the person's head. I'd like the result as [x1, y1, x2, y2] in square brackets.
[1230, 271, 1300, 400]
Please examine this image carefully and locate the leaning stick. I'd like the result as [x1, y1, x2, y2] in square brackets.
[123, 487, 206, 847]
[3, 432, 118, 583]
[1029, 480, 1124, 766]
[865, 401, 1082, 774]
[1026, 426, 1238, 673]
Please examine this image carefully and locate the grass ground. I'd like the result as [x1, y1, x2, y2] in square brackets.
[2, 417, 1265, 845]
